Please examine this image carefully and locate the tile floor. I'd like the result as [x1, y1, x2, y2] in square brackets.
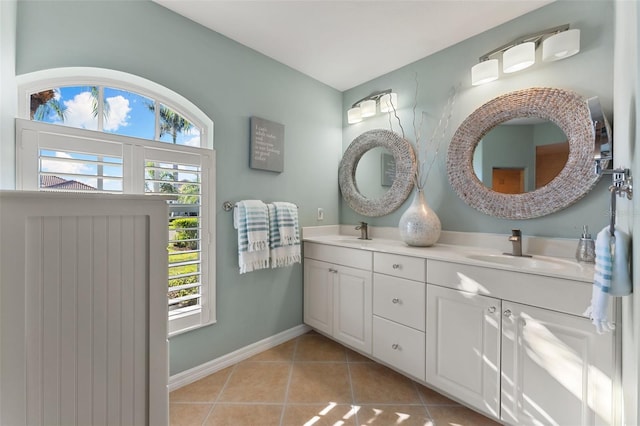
[170, 331, 502, 426]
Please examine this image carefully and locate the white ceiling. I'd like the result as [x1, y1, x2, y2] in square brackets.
[153, 0, 553, 91]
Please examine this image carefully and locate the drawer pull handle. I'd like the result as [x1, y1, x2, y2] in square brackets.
[328, 268, 338, 273]
[391, 343, 400, 350]
[487, 306, 496, 314]
[392, 298, 400, 304]
[504, 309, 512, 318]
[392, 264, 400, 269]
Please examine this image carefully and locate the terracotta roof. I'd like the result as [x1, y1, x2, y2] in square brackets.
[40, 175, 96, 191]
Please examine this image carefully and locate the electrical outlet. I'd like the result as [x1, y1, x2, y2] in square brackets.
[317, 208, 324, 221]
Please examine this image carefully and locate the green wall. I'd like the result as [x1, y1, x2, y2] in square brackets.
[12, 0, 618, 376]
[15, 0, 342, 375]
[342, 0, 614, 239]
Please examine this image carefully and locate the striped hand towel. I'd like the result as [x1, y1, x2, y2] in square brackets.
[268, 203, 301, 268]
[272, 202, 300, 245]
[234, 200, 269, 274]
[584, 226, 615, 333]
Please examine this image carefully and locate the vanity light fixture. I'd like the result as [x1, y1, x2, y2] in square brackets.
[542, 28, 581, 61]
[502, 42, 536, 73]
[471, 24, 580, 86]
[347, 89, 398, 124]
[471, 59, 499, 86]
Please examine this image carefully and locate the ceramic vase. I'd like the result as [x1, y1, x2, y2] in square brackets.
[398, 188, 441, 247]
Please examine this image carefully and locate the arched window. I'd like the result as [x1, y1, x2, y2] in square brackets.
[16, 67, 216, 336]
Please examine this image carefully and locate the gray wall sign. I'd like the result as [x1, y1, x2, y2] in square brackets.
[250, 116, 285, 173]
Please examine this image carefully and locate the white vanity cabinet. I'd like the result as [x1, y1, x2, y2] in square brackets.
[426, 259, 616, 426]
[426, 285, 501, 418]
[501, 301, 614, 426]
[303, 242, 373, 354]
[372, 253, 426, 380]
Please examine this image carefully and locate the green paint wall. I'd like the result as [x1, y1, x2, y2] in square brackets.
[342, 1, 614, 239]
[12, 0, 619, 376]
[15, 0, 342, 375]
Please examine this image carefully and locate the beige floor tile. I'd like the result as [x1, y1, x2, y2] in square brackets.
[219, 362, 291, 402]
[428, 405, 501, 426]
[295, 334, 347, 362]
[417, 385, 461, 406]
[287, 363, 352, 403]
[169, 334, 507, 425]
[357, 405, 432, 426]
[169, 403, 212, 426]
[346, 348, 374, 363]
[282, 403, 357, 426]
[204, 403, 283, 426]
[245, 339, 296, 362]
[170, 367, 233, 402]
[350, 363, 421, 404]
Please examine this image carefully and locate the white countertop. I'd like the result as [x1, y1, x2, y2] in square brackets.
[303, 232, 595, 283]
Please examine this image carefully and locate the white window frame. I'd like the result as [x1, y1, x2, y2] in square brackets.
[16, 67, 216, 336]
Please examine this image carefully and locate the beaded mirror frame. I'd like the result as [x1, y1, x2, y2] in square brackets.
[447, 87, 600, 219]
[339, 129, 416, 217]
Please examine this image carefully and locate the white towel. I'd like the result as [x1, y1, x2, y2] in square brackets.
[234, 200, 269, 252]
[609, 228, 632, 296]
[234, 200, 269, 274]
[584, 226, 616, 333]
[272, 202, 300, 245]
[268, 203, 301, 268]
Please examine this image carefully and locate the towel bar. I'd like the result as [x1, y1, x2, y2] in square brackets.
[222, 201, 298, 212]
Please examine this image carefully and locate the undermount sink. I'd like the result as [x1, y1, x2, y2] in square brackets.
[333, 237, 376, 246]
[465, 253, 578, 270]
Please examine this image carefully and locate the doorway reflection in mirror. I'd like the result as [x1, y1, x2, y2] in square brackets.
[472, 119, 568, 194]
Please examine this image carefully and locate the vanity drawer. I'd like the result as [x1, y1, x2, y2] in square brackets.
[373, 273, 425, 331]
[374, 252, 425, 282]
[304, 242, 372, 270]
[426, 259, 602, 318]
[373, 316, 425, 380]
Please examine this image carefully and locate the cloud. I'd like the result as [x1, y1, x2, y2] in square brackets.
[62, 91, 98, 130]
[104, 95, 131, 131]
[41, 151, 92, 175]
[61, 91, 131, 132]
[184, 135, 201, 147]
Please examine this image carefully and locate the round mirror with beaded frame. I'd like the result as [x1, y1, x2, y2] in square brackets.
[339, 129, 416, 217]
[447, 87, 600, 219]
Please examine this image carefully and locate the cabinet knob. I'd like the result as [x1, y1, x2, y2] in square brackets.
[392, 298, 400, 304]
[487, 306, 496, 314]
[503, 309, 512, 318]
[391, 343, 400, 350]
[392, 264, 400, 269]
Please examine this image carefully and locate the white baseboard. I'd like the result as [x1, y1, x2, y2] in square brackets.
[168, 324, 311, 392]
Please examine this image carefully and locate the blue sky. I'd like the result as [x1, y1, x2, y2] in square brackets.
[39, 86, 200, 146]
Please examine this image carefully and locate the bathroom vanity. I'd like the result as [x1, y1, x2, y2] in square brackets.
[302, 231, 618, 426]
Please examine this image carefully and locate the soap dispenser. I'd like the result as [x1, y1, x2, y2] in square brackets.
[575, 225, 596, 263]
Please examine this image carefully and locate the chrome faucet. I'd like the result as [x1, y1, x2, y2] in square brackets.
[506, 229, 523, 257]
[356, 222, 370, 240]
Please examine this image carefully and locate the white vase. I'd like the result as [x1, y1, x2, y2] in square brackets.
[398, 188, 441, 247]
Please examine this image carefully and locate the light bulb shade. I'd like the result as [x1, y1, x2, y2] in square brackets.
[360, 99, 376, 117]
[542, 29, 580, 62]
[347, 107, 362, 124]
[503, 42, 535, 73]
[379, 92, 398, 113]
[471, 59, 499, 85]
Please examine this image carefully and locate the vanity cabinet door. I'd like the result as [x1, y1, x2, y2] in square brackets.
[501, 302, 614, 426]
[303, 259, 333, 335]
[426, 285, 501, 419]
[333, 265, 372, 354]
